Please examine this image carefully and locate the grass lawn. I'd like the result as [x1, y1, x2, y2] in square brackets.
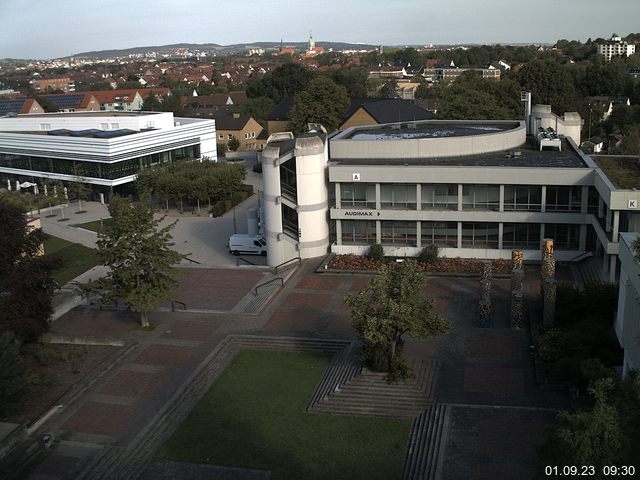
[72, 217, 114, 233]
[43, 236, 100, 286]
[156, 350, 411, 480]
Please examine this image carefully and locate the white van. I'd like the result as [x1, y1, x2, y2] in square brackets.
[228, 234, 267, 256]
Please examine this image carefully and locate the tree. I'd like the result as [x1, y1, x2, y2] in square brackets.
[378, 79, 398, 99]
[84, 197, 186, 327]
[0, 200, 59, 342]
[288, 77, 349, 134]
[246, 63, 315, 103]
[0, 332, 27, 415]
[70, 177, 91, 212]
[240, 96, 275, 128]
[331, 66, 370, 98]
[344, 260, 452, 381]
[227, 137, 240, 151]
[518, 59, 576, 113]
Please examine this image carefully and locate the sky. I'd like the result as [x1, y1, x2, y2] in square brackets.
[0, 0, 639, 59]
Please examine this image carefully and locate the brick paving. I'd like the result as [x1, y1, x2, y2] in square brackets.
[19, 260, 571, 480]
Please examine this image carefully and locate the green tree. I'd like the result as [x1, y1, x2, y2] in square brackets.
[378, 79, 398, 98]
[288, 76, 349, 134]
[84, 197, 186, 327]
[240, 96, 275, 128]
[246, 63, 315, 103]
[70, 177, 91, 212]
[518, 59, 576, 112]
[331, 66, 370, 97]
[227, 137, 240, 151]
[344, 260, 452, 381]
[0, 332, 27, 415]
[0, 200, 59, 342]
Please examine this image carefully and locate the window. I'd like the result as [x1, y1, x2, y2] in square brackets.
[380, 221, 416, 245]
[340, 183, 376, 208]
[462, 185, 499, 211]
[380, 184, 417, 209]
[341, 220, 376, 244]
[504, 185, 542, 211]
[502, 223, 541, 249]
[421, 184, 457, 210]
[218, 134, 223, 140]
[544, 224, 580, 250]
[110, 123, 119, 129]
[421, 221, 457, 247]
[228, 134, 233, 140]
[100, 123, 109, 130]
[279, 159, 297, 201]
[546, 186, 581, 212]
[40, 123, 51, 131]
[461, 223, 499, 249]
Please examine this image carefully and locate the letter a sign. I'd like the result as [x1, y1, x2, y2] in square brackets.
[352, 173, 361, 182]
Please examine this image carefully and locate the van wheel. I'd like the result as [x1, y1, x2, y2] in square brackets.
[261, 251, 267, 256]
[232, 250, 239, 256]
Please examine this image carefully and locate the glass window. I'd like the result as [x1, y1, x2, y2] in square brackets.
[421, 221, 457, 247]
[504, 185, 542, 211]
[461, 223, 499, 249]
[279, 159, 297, 201]
[502, 223, 541, 249]
[341, 220, 376, 244]
[380, 184, 417, 209]
[381, 221, 417, 245]
[282, 204, 298, 239]
[462, 185, 500, 211]
[544, 224, 580, 250]
[421, 184, 457, 210]
[546, 186, 581, 212]
[340, 183, 376, 208]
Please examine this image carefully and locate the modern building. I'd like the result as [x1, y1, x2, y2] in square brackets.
[31, 77, 75, 93]
[261, 106, 640, 283]
[0, 111, 216, 198]
[614, 233, 640, 376]
[597, 34, 636, 62]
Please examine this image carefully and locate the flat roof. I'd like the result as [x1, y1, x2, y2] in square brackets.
[343, 121, 519, 141]
[331, 137, 589, 168]
[593, 156, 640, 189]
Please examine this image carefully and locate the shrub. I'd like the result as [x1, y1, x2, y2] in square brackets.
[209, 200, 228, 217]
[419, 244, 439, 263]
[368, 243, 384, 261]
[231, 191, 248, 207]
[228, 138, 240, 151]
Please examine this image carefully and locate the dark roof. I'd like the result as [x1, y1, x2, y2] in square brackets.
[266, 96, 295, 121]
[0, 98, 28, 116]
[214, 114, 251, 130]
[40, 93, 86, 110]
[348, 98, 436, 124]
[48, 128, 137, 139]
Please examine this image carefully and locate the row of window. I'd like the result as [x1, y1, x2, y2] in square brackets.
[217, 131, 257, 141]
[339, 183, 596, 213]
[0, 145, 199, 180]
[340, 220, 581, 250]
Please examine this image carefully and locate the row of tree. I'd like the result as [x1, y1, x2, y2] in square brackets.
[135, 159, 246, 211]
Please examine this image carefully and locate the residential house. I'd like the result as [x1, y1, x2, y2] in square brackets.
[339, 98, 436, 131]
[92, 90, 144, 111]
[31, 77, 75, 93]
[39, 93, 100, 112]
[215, 113, 263, 152]
[0, 98, 44, 116]
[597, 34, 636, 62]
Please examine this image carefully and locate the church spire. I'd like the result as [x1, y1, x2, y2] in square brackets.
[308, 31, 315, 51]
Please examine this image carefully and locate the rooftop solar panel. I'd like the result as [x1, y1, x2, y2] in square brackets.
[41, 94, 85, 109]
[0, 99, 26, 115]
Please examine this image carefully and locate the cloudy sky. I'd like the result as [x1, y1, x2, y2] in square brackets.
[1, 0, 638, 59]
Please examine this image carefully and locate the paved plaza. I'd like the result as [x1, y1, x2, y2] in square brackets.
[7, 255, 572, 480]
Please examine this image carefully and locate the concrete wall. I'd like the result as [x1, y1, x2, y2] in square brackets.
[616, 232, 640, 375]
[3, 112, 174, 131]
[261, 145, 286, 266]
[331, 120, 526, 159]
[530, 105, 582, 145]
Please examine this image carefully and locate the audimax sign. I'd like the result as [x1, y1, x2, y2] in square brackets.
[344, 211, 381, 217]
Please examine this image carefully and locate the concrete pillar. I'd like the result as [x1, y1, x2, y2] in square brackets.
[335, 183, 341, 209]
[499, 185, 505, 213]
[606, 207, 612, 232]
[498, 223, 504, 250]
[261, 146, 285, 267]
[458, 184, 463, 211]
[579, 224, 587, 251]
[612, 210, 620, 240]
[336, 219, 342, 246]
[376, 220, 381, 244]
[457, 221, 462, 249]
[609, 255, 617, 283]
[416, 221, 422, 248]
[541, 185, 547, 213]
[416, 184, 422, 211]
[581, 185, 589, 214]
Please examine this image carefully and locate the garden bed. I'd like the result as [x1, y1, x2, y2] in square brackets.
[323, 253, 512, 276]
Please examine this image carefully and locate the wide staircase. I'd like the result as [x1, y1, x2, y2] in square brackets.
[310, 359, 440, 418]
[402, 404, 451, 480]
[575, 255, 607, 287]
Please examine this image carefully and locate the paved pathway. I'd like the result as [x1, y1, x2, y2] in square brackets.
[16, 258, 569, 480]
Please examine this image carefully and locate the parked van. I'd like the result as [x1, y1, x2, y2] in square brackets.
[228, 234, 267, 256]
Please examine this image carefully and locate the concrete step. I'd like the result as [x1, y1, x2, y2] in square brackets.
[402, 404, 451, 480]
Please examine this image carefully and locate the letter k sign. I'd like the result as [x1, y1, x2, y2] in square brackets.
[629, 199, 637, 209]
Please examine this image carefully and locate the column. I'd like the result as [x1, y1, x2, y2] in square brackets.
[579, 224, 587, 251]
[498, 223, 504, 250]
[457, 221, 462, 249]
[499, 185, 505, 213]
[458, 184, 463, 211]
[416, 184, 422, 211]
[375, 183, 381, 210]
[335, 183, 341, 209]
[541, 185, 547, 213]
[336, 219, 342, 245]
[581, 185, 589, 214]
[416, 221, 422, 248]
[376, 220, 381, 244]
[609, 255, 617, 283]
[612, 210, 620, 240]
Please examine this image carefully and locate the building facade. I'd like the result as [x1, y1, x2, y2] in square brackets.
[597, 34, 636, 62]
[0, 111, 216, 198]
[262, 109, 640, 282]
